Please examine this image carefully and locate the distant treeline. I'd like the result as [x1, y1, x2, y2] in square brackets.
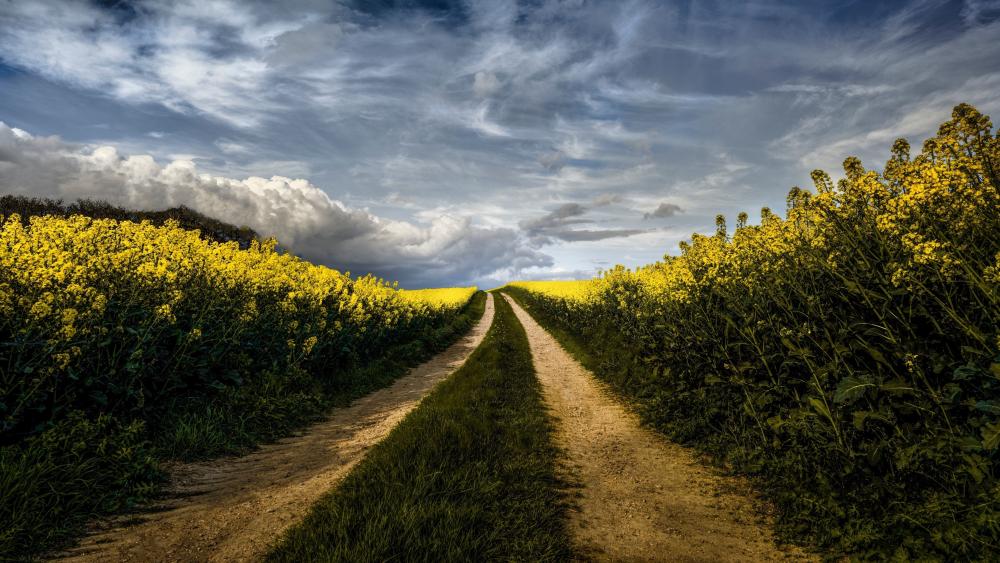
[0, 195, 259, 249]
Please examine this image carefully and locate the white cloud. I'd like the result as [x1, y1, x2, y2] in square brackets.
[469, 102, 511, 137]
[215, 139, 251, 154]
[0, 123, 550, 286]
[2, 0, 999, 283]
[472, 71, 502, 97]
[0, 0, 278, 128]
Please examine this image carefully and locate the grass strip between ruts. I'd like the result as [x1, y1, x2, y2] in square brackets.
[267, 293, 573, 562]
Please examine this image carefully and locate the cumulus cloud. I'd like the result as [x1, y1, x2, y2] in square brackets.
[644, 202, 682, 219]
[0, 123, 550, 286]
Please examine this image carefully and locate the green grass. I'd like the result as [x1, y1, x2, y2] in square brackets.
[267, 293, 574, 562]
[0, 292, 488, 561]
[0, 413, 161, 559]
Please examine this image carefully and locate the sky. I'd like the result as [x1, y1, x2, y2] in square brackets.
[1, 0, 999, 288]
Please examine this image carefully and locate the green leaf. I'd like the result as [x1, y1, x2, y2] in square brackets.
[834, 376, 873, 404]
[766, 415, 784, 432]
[990, 363, 1000, 380]
[959, 436, 983, 452]
[953, 365, 979, 381]
[880, 379, 915, 395]
[942, 383, 962, 403]
[981, 422, 1000, 451]
[852, 410, 873, 430]
[963, 454, 985, 484]
[808, 396, 833, 422]
[867, 347, 890, 366]
[974, 401, 1000, 415]
[90, 391, 108, 406]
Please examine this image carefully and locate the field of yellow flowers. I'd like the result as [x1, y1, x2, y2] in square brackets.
[506, 103, 1000, 559]
[399, 287, 479, 309]
[0, 212, 478, 556]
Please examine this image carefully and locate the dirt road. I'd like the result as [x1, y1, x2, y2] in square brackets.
[502, 293, 812, 562]
[57, 294, 495, 563]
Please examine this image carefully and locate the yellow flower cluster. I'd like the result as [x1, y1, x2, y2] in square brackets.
[505, 280, 593, 302]
[399, 287, 478, 309]
[505, 103, 1000, 558]
[513, 104, 999, 337]
[0, 214, 471, 435]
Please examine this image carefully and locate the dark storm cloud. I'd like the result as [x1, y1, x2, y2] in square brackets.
[1, 0, 998, 286]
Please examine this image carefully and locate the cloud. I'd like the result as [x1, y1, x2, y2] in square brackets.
[538, 150, 566, 171]
[472, 70, 501, 97]
[592, 193, 624, 206]
[266, 22, 345, 68]
[519, 201, 647, 245]
[469, 102, 511, 137]
[520, 202, 588, 229]
[767, 83, 896, 98]
[2, 0, 1000, 283]
[961, 0, 1000, 25]
[644, 202, 682, 219]
[0, 123, 550, 286]
[548, 228, 647, 242]
[0, 0, 287, 128]
[215, 139, 251, 155]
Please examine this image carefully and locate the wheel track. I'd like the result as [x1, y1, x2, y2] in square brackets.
[502, 293, 813, 562]
[55, 294, 495, 563]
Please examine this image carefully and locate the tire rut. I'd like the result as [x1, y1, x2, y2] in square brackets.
[502, 293, 813, 562]
[55, 294, 495, 563]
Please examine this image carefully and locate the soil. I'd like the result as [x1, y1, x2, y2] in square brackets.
[55, 294, 495, 563]
[502, 293, 815, 562]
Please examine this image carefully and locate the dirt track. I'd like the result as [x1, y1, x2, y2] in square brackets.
[502, 293, 813, 562]
[56, 294, 495, 563]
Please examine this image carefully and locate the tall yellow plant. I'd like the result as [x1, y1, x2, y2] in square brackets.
[507, 103, 1000, 558]
[0, 215, 469, 440]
